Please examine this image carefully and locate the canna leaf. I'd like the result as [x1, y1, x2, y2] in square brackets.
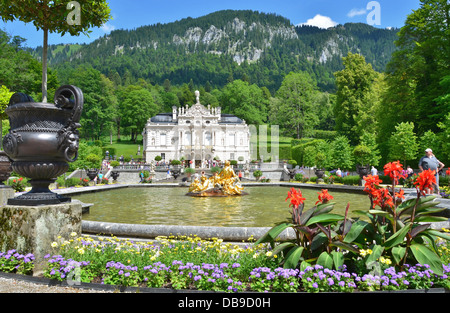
[272, 242, 297, 256]
[331, 251, 345, 270]
[384, 223, 411, 249]
[409, 243, 444, 276]
[392, 246, 406, 265]
[283, 246, 304, 269]
[343, 220, 368, 243]
[331, 241, 360, 254]
[366, 245, 384, 266]
[317, 251, 333, 269]
[424, 229, 450, 241]
[255, 222, 293, 245]
[305, 214, 344, 227]
[409, 223, 431, 239]
[414, 216, 448, 223]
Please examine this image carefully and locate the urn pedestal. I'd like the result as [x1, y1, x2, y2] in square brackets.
[2, 85, 83, 206]
[356, 164, 371, 186]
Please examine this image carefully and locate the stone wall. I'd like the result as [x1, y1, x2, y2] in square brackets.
[0, 202, 82, 275]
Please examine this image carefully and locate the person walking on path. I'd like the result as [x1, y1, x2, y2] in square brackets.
[418, 148, 445, 194]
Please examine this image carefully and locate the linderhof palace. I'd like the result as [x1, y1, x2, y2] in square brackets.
[142, 91, 251, 167]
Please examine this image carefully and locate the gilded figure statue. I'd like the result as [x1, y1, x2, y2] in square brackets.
[187, 161, 245, 197]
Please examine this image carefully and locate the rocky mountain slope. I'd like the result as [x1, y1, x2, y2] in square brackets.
[33, 10, 399, 92]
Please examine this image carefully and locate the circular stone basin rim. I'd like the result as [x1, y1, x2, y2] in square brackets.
[81, 220, 297, 242]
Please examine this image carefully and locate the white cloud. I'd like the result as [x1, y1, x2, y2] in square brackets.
[299, 14, 338, 29]
[347, 8, 367, 18]
[101, 23, 116, 33]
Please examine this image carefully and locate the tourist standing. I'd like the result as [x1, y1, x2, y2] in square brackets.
[371, 166, 378, 176]
[336, 168, 342, 177]
[418, 148, 445, 194]
[406, 166, 414, 178]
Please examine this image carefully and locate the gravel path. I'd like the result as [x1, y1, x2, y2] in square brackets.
[0, 276, 114, 293]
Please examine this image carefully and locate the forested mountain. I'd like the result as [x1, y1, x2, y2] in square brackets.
[32, 10, 399, 92]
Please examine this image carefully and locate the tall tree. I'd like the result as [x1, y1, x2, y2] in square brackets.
[0, 0, 111, 102]
[330, 135, 354, 170]
[334, 52, 380, 145]
[388, 122, 419, 165]
[382, 0, 450, 135]
[64, 65, 116, 140]
[119, 86, 160, 143]
[271, 72, 317, 139]
[220, 79, 268, 125]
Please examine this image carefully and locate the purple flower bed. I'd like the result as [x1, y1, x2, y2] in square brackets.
[40, 255, 450, 293]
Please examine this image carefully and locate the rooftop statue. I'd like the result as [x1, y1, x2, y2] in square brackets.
[187, 160, 246, 197]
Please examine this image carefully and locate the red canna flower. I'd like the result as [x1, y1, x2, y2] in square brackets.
[286, 188, 306, 209]
[414, 169, 436, 196]
[363, 175, 382, 194]
[384, 161, 406, 185]
[315, 189, 334, 205]
[395, 189, 405, 200]
[446, 168, 450, 176]
[372, 188, 394, 209]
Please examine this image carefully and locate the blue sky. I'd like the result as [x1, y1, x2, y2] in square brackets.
[1, 0, 421, 48]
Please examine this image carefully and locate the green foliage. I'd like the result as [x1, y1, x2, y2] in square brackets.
[70, 141, 103, 171]
[353, 145, 372, 166]
[359, 131, 381, 167]
[342, 175, 360, 186]
[330, 135, 353, 170]
[7, 177, 27, 192]
[334, 52, 381, 145]
[388, 122, 419, 165]
[220, 80, 268, 125]
[256, 191, 358, 271]
[271, 72, 318, 138]
[0, 0, 111, 101]
[253, 170, 263, 178]
[355, 174, 450, 276]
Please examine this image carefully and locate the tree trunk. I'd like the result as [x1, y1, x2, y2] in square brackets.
[42, 28, 48, 103]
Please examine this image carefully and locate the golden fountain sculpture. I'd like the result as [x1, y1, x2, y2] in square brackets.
[187, 160, 246, 197]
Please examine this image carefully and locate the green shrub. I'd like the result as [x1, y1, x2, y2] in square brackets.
[65, 177, 81, 187]
[343, 175, 360, 186]
[253, 170, 263, 178]
[102, 147, 116, 157]
[110, 160, 120, 167]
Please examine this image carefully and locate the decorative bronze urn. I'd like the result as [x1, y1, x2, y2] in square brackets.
[2, 85, 83, 206]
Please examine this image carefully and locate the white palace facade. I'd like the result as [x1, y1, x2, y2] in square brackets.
[142, 91, 251, 167]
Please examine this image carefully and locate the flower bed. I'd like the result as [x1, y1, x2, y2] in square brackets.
[1, 234, 449, 293]
[1, 161, 450, 293]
